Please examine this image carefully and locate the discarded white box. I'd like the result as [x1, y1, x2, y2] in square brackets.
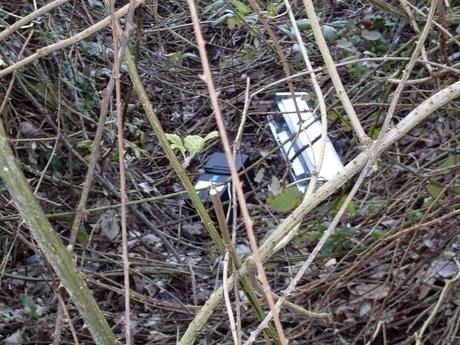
[268, 92, 344, 192]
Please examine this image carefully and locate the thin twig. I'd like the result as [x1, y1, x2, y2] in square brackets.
[109, 0, 132, 342]
[55, 289, 80, 345]
[223, 250, 239, 345]
[234, 77, 250, 149]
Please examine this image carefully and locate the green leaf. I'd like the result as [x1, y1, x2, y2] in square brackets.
[319, 229, 353, 258]
[295, 230, 322, 246]
[205, 0, 225, 13]
[227, 15, 244, 29]
[184, 135, 205, 154]
[279, 27, 295, 38]
[322, 25, 338, 42]
[77, 139, 93, 150]
[332, 194, 356, 216]
[361, 30, 382, 41]
[328, 111, 338, 121]
[168, 52, 199, 65]
[371, 229, 386, 241]
[371, 127, 381, 140]
[166, 133, 186, 154]
[267, 2, 278, 17]
[20, 293, 38, 315]
[212, 13, 234, 26]
[168, 51, 184, 65]
[340, 117, 353, 132]
[336, 38, 354, 49]
[426, 182, 445, 199]
[436, 155, 459, 169]
[296, 19, 310, 30]
[204, 131, 219, 142]
[267, 186, 303, 212]
[77, 227, 89, 245]
[231, 0, 252, 15]
[219, 58, 234, 69]
[407, 208, 423, 222]
[80, 41, 102, 56]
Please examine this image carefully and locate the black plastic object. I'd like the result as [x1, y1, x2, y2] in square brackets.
[194, 152, 249, 201]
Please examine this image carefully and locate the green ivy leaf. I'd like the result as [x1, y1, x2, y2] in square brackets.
[371, 127, 381, 140]
[76, 140, 92, 149]
[340, 117, 353, 132]
[77, 227, 89, 245]
[184, 135, 205, 154]
[166, 133, 186, 154]
[204, 131, 220, 142]
[267, 186, 303, 212]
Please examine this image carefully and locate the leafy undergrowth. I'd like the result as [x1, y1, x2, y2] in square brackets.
[0, 0, 459, 344]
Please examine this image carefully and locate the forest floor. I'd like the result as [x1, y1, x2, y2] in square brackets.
[0, 0, 459, 344]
